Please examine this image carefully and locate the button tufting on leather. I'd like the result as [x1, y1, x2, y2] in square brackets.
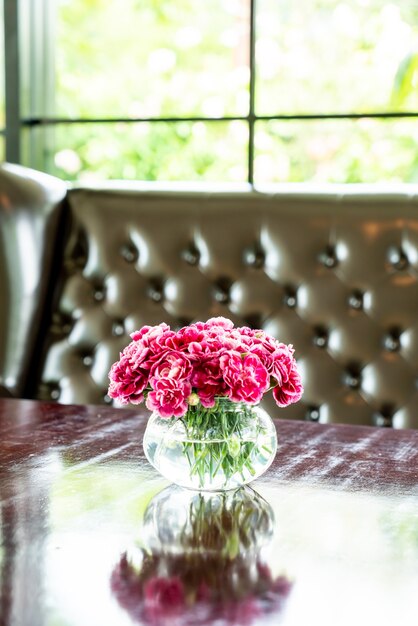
[283, 285, 298, 309]
[147, 279, 164, 303]
[383, 328, 402, 352]
[50, 388, 60, 401]
[112, 321, 125, 336]
[32, 189, 418, 423]
[343, 364, 362, 390]
[176, 318, 192, 330]
[243, 245, 265, 269]
[50, 312, 73, 336]
[244, 314, 264, 329]
[387, 246, 409, 271]
[319, 244, 338, 269]
[37, 382, 61, 402]
[213, 277, 232, 304]
[181, 244, 200, 266]
[313, 326, 328, 348]
[374, 414, 393, 427]
[120, 242, 138, 263]
[44, 382, 60, 401]
[93, 286, 106, 302]
[348, 290, 364, 311]
[373, 404, 395, 427]
[82, 354, 93, 367]
[306, 405, 321, 422]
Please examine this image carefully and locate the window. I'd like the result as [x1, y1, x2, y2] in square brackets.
[4, 0, 418, 183]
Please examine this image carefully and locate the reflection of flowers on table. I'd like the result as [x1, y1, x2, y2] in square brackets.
[111, 486, 292, 625]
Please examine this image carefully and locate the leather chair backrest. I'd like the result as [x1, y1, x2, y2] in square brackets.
[35, 185, 418, 428]
[0, 163, 66, 398]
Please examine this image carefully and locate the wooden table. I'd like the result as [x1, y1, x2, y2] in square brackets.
[1, 398, 418, 626]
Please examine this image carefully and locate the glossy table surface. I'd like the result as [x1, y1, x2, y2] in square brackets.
[1, 398, 418, 626]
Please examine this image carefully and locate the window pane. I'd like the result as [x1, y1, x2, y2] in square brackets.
[256, 0, 418, 115]
[55, 0, 250, 118]
[255, 119, 418, 183]
[37, 121, 248, 182]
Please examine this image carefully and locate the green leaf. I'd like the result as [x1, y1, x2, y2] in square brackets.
[227, 433, 241, 458]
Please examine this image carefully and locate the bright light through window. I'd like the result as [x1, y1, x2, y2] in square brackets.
[5, 0, 418, 183]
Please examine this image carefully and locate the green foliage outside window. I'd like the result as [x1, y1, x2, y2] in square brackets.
[47, 0, 418, 184]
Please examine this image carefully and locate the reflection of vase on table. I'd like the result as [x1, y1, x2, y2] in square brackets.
[111, 485, 293, 625]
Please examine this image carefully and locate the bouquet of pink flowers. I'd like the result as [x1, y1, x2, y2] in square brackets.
[108, 316, 303, 417]
[108, 317, 303, 489]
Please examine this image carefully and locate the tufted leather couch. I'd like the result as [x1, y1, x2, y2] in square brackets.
[0, 164, 67, 398]
[2, 163, 418, 428]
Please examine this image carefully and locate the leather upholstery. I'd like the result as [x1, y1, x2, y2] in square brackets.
[36, 184, 418, 428]
[0, 163, 66, 397]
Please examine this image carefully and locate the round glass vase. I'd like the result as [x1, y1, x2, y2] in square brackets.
[143, 397, 277, 491]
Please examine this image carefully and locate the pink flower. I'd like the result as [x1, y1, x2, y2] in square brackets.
[131, 323, 176, 359]
[224, 597, 261, 625]
[108, 355, 148, 404]
[150, 351, 193, 385]
[187, 331, 240, 360]
[123, 341, 152, 370]
[220, 352, 269, 404]
[271, 344, 295, 386]
[167, 323, 206, 351]
[238, 326, 258, 337]
[192, 358, 227, 407]
[144, 577, 185, 619]
[130, 323, 170, 345]
[204, 316, 234, 331]
[273, 365, 303, 407]
[249, 343, 275, 374]
[130, 325, 153, 342]
[146, 378, 191, 418]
